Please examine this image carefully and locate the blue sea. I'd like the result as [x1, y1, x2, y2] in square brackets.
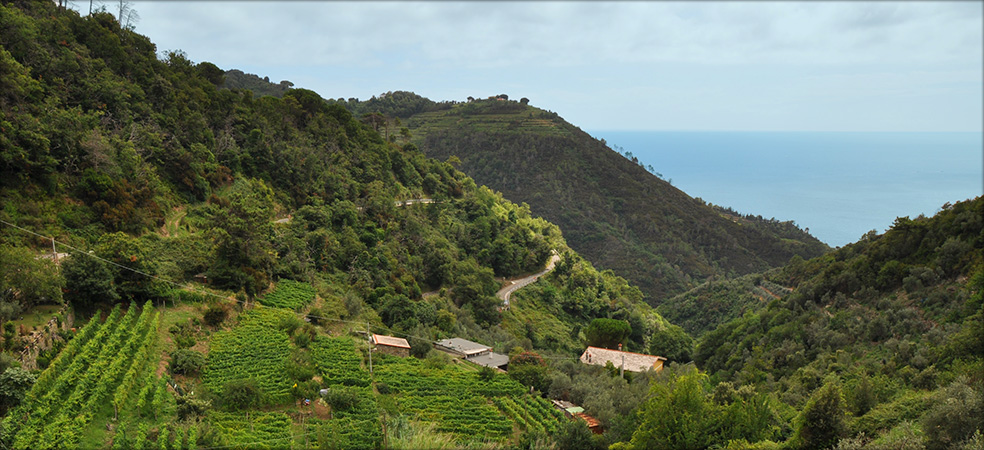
[588, 131, 983, 247]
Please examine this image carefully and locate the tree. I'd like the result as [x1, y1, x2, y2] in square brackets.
[62, 253, 119, 309]
[520, 97, 530, 105]
[626, 368, 713, 450]
[115, 0, 140, 30]
[585, 318, 632, 349]
[0, 246, 63, 322]
[792, 380, 847, 450]
[0, 366, 35, 415]
[508, 350, 549, 393]
[210, 178, 276, 297]
[648, 323, 694, 362]
[95, 232, 168, 302]
[922, 377, 983, 450]
[556, 419, 602, 450]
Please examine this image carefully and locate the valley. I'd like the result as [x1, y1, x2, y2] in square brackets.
[0, 3, 981, 450]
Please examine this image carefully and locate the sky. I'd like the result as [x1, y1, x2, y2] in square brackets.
[110, 1, 983, 133]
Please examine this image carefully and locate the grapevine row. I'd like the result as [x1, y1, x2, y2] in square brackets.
[202, 307, 293, 405]
[4, 305, 125, 446]
[257, 279, 316, 310]
[18, 302, 158, 449]
[113, 308, 161, 414]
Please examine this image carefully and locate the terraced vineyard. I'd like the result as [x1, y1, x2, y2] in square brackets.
[310, 336, 370, 387]
[257, 279, 316, 310]
[493, 395, 566, 434]
[209, 411, 293, 449]
[373, 354, 528, 444]
[0, 302, 160, 450]
[306, 336, 382, 449]
[202, 306, 294, 405]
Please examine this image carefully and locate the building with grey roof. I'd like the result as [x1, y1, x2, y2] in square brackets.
[434, 337, 492, 358]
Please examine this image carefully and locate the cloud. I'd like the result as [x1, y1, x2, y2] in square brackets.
[126, 1, 981, 131]
[133, 2, 980, 69]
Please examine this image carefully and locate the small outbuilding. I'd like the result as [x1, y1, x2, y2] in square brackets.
[551, 400, 604, 434]
[371, 334, 411, 358]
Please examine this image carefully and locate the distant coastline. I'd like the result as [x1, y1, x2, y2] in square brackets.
[588, 130, 983, 247]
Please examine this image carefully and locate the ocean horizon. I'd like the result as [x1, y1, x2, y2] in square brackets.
[588, 130, 983, 247]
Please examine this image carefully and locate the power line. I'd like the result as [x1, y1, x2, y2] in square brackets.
[0, 219, 585, 360]
[1, 219, 597, 448]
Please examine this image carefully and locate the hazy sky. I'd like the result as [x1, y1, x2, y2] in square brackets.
[121, 1, 982, 132]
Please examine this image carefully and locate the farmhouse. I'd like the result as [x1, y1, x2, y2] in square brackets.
[465, 351, 509, 370]
[434, 337, 509, 370]
[371, 334, 410, 357]
[579, 346, 666, 373]
[434, 337, 492, 358]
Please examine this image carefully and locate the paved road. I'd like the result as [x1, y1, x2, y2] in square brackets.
[496, 251, 560, 307]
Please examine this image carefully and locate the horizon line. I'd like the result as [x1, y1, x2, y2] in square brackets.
[585, 129, 984, 134]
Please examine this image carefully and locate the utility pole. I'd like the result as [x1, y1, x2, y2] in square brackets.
[51, 237, 58, 265]
[367, 321, 373, 375]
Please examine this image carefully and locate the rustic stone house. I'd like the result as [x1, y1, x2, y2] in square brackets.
[371, 334, 410, 357]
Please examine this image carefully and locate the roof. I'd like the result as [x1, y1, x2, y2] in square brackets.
[552, 399, 576, 410]
[575, 412, 602, 429]
[566, 406, 585, 414]
[372, 334, 410, 349]
[579, 346, 666, 373]
[435, 338, 491, 356]
[465, 351, 509, 369]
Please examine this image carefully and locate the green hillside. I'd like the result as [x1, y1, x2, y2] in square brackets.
[387, 93, 829, 308]
[1, 3, 980, 450]
[0, 3, 679, 448]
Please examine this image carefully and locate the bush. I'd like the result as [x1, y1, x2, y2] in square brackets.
[175, 397, 211, 421]
[170, 349, 206, 376]
[203, 304, 228, 326]
[285, 351, 315, 382]
[221, 378, 263, 410]
[325, 386, 361, 411]
[478, 366, 496, 382]
[170, 289, 207, 304]
[922, 377, 983, 450]
[292, 324, 316, 349]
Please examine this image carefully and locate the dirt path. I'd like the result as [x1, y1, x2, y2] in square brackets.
[160, 206, 186, 237]
[496, 251, 560, 307]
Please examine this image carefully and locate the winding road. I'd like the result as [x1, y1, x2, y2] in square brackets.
[275, 199, 439, 223]
[496, 251, 561, 308]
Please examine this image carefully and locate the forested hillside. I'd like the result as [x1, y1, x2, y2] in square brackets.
[380, 94, 829, 304]
[0, 3, 683, 448]
[1, 3, 980, 449]
[672, 198, 983, 450]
